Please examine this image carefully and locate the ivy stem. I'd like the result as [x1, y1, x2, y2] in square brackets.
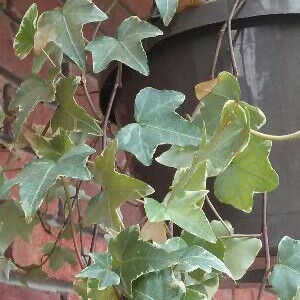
[61, 177, 85, 269]
[251, 128, 300, 141]
[42, 49, 57, 69]
[219, 233, 262, 239]
[257, 192, 271, 300]
[205, 195, 232, 235]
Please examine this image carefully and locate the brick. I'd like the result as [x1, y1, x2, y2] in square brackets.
[120, 0, 153, 19]
[215, 289, 277, 300]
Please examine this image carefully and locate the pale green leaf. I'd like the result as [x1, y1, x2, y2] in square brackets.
[158, 237, 188, 252]
[43, 243, 77, 271]
[78, 253, 120, 290]
[32, 42, 63, 73]
[52, 77, 102, 136]
[10, 74, 55, 136]
[117, 87, 201, 166]
[184, 289, 207, 300]
[0, 201, 37, 254]
[214, 135, 279, 212]
[155, 0, 179, 26]
[34, 0, 107, 69]
[86, 17, 162, 75]
[85, 140, 153, 231]
[108, 226, 176, 296]
[0, 136, 94, 219]
[132, 269, 185, 300]
[0, 256, 15, 279]
[270, 236, 300, 300]
[13, 4, 38, 59]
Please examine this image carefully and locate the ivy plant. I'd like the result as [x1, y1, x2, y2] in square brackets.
[0, 1, 300, 299]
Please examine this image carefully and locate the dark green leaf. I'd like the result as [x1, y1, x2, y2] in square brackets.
[86, 17, 162, 75]
[14, 4, 38, 59]
[34, 0, 107, 69]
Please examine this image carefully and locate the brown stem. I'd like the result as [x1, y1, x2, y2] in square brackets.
[61, 177, 85, 269]
[37, 210, 52, 235]
[257, 192, 270, 300]
[211, 0, 247, 78]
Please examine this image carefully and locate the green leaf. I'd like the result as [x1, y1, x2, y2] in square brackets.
[184, 289, 207, 300]
[108, 226, 176, 296]
[158, 237, 188, 252]
[214, 135, 279, 212]
[0, 201, 37, 254]
[117, 88, 201, 166]
[155, 0, 179, 26]
[10, 74, 55, 137]
[132, 269, 185, 300]
[86, 17, 162, 76]
[74, 278, 119, 300]
[0, 107, 4, 129]
[145, 161, 216, 242]
[85, 140, 153, 231]
[0, 256, 15, 279]
[78, 253, 120, 290]
[270, 236, 300, 300]
[34, 0, 107, 70]
[18, 265, 48, 285]
[52, 77, 102, 136]
[240, 102, 266, 130]
[0, 135, 94, 219]
[32, 42, 63, 74]
[43, 243, 77, 271]
[194, 100, 250, 176]
[13, 4, 38, 59]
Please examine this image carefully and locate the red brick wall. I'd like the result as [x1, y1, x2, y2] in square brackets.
[0, 0, 277, 299]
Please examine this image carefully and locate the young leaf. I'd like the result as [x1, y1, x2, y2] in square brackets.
[34, 0, 107, 70]
[84, 140, 154, 231]
[13, 4, 38, 59]
[86, 17, 162, 76]
[155, 0, 179, 26]
[77, 253, 120, 290]
[194, 100, 250, 176]
[0, 133, 94, 219]
[10, 74, 55, 137]
[117, 88, 201, 166]
[108, 226, 176, 296]
[32, 42, 63, 73]
[145, 162, 216, 242]
[214, 135, 279, 212]
[43, 243, 77, 271]
[52, 77, 102, 136]
[0, 201, 37, 254]
[270, 236, 300, 300]
[132, 269, 185, 300]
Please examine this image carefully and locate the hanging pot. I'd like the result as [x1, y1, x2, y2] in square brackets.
[109, 0, 300, 260]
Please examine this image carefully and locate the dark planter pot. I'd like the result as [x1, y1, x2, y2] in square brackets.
[111, 0, 300, 255]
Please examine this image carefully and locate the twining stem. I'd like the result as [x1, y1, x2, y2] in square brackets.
[205, 195, 232, 235]
[219, 233, 262, 239]
[61, 177, 85, 269]
[257, 192, 271, 300]
[251, 129, 300, 141]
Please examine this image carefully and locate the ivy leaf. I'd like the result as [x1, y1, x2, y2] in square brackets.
[52, 77, 102, 136]
[10, 74, 55, 137]
[0, 256, 15, 279]
[194, 100, 250, 176]
[146, 161, 215, 242]
[117, 88, 201, 166]
[0, 201, 37, 254]
[108, 226, 176, 296]
[214, 135, 279, 212]
[132, 269, 185, 300]
[269, 236, 300, 300]
[155, 0, 179, 26]
[86, 17, 162, 76]
[13, 4, 38, 59]
[184, 289, 207, 300]
[32, 42, 63, 74]
[34, 0, 107, 70]
[157, 237, 188, 252]
[0, 133, 94, 219]
[84, 140, 154, 231]
[78, 253, 120, 290]
[43, 243, 77, 271]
